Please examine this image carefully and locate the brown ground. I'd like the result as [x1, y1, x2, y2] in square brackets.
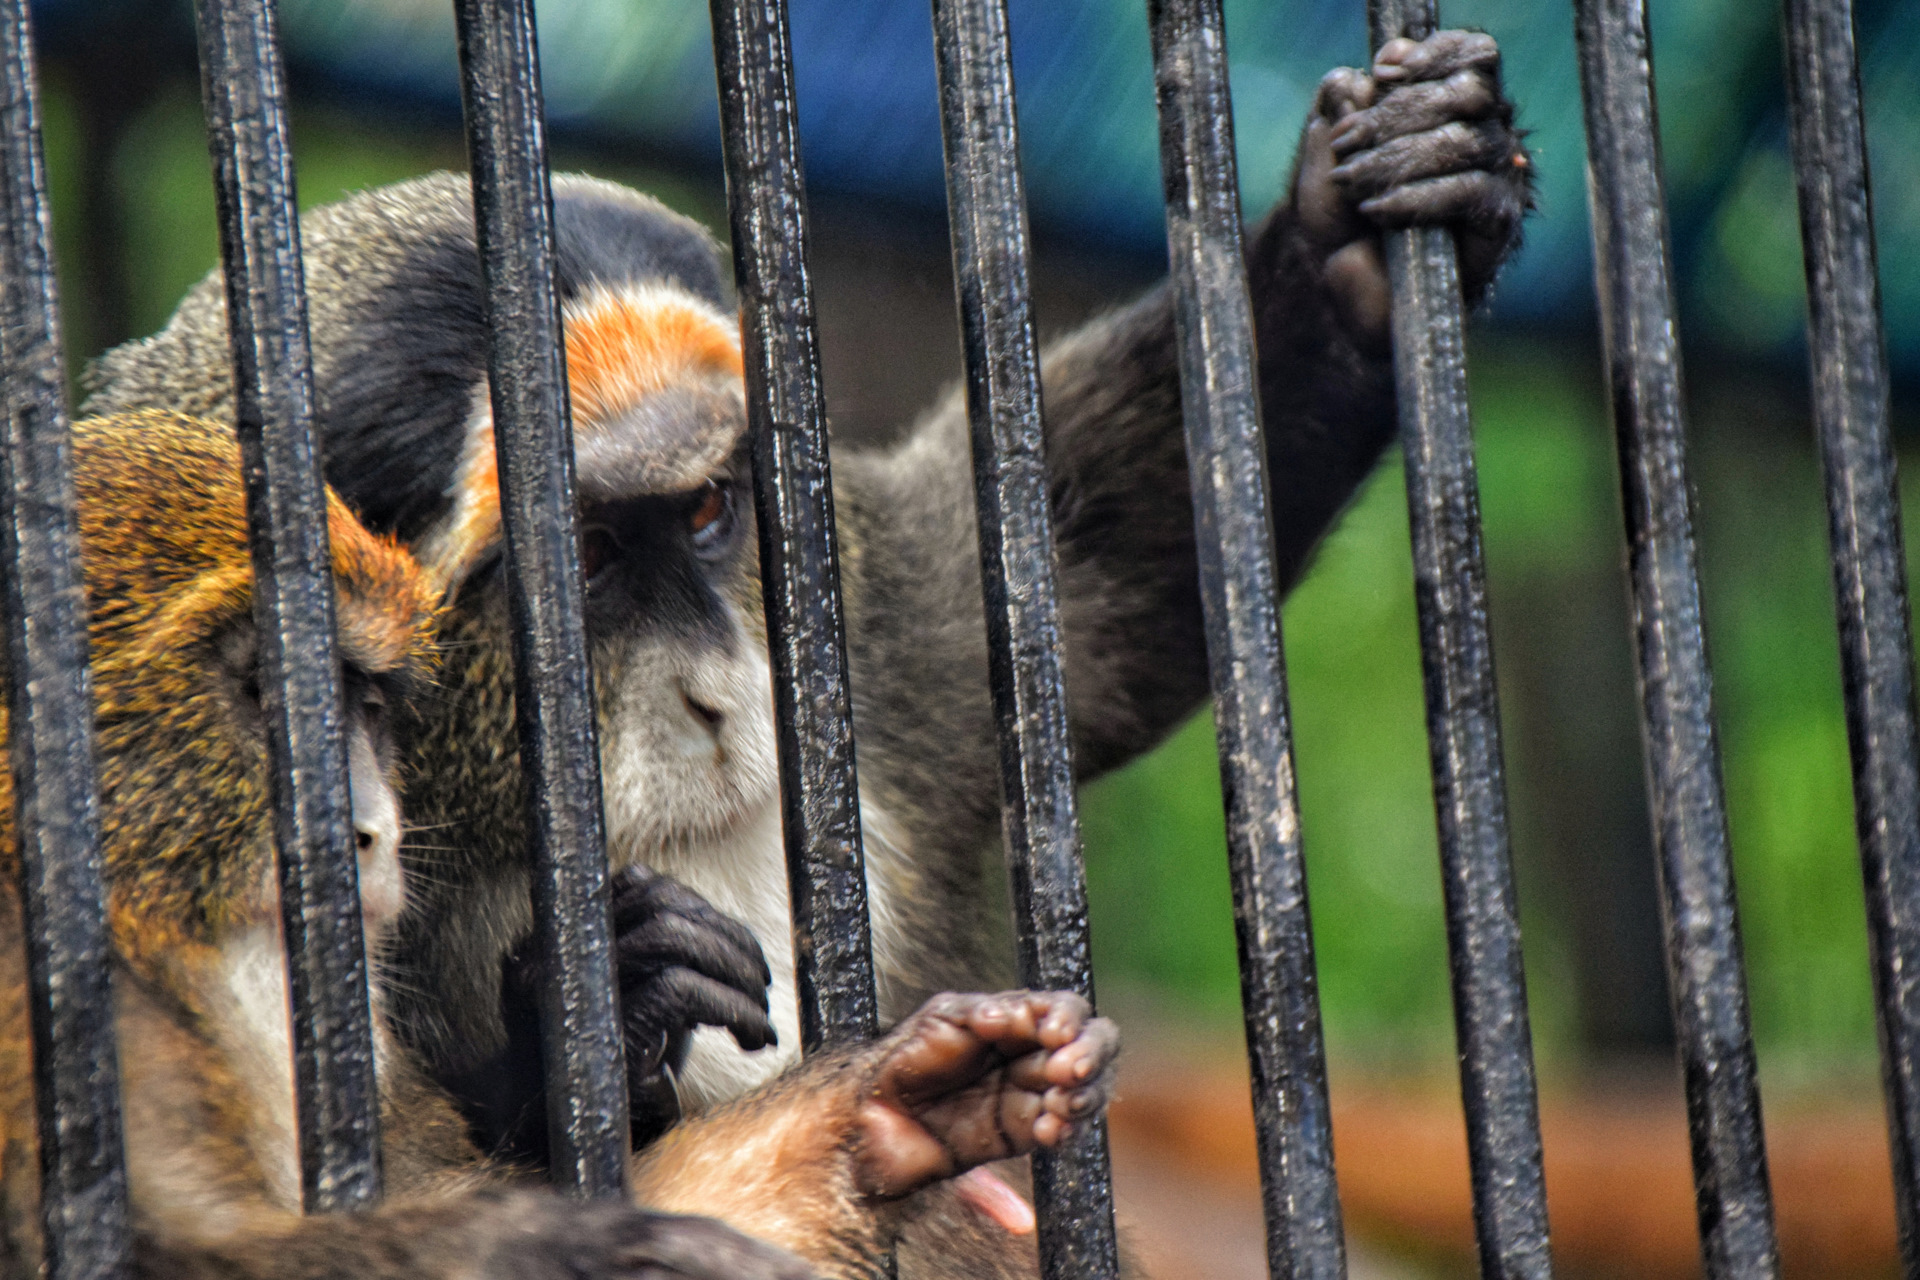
[1107, 1040, 1897, 1279]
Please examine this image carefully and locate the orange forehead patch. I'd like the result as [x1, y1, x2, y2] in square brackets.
[414, 284, 743, 595]
[563, 285, 744, 431]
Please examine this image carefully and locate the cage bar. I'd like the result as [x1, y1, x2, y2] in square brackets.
[1365, 3, 1554, 1277]
[0, 0, 133, 1270]
[926, 0, 1119, 1272]
[1782, 0, 1920, 1263]
[1570, 1, 1781, 1275]
[707, 0, 880, 1051]
[1145, 1, 1345, 1277]
[452, 0, 631, 1198]
[192, 0, 381, 1213]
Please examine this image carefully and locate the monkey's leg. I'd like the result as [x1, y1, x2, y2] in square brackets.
[134, 1187, 812, 1280]
[631, 990, 1118, 1280]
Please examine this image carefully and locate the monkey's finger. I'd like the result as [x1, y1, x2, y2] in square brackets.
[615, 876, 773, 989]
[1313, 66, 1375, 125]
[915, 1080, 1046, 1166]
[1329, 71, 1502, 159]
[1035, 1079, 1113, 1135]
[1372, 29, 1500, 86]
[617, 913, 773, 1004]
[1331, 119, 1517, 202]
[1044, 1015, 1120, 1088]
[629, 968, 779, 1051]
[1357, 169, 1530, 232]
[1030, 990, 1094, 1049]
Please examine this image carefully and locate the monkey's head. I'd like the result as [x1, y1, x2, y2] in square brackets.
[51, 410, 439, 974]
[87, 175, 779, 864]
[84, 176, 816, 1091]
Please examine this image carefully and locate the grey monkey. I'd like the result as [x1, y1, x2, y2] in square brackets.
[83, 26, 1529, 1247]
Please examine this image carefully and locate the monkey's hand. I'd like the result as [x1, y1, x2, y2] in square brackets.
[851, 990, 1118, 1202]
[1290, 28, 1532, 339]
[457, 868, 774, 1164]
[609, 865, 778, 1144]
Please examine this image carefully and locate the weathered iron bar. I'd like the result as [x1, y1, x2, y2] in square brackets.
[1366, 2, 1553, 1276]
[1147, 0, 1345, 1276]
[928, 0, 1119, 1272]
[1571, 0, 1780, 1274]
[453, 0, 632, 1198]
[708, 0, 880, 1050]
[1781, 0, 1920, 1265]
[0, 0, 133, 1268]
[193, 0, 381, 1213]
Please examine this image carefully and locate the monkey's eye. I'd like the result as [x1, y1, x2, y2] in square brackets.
[359, 685, 388, 730]
[579, 523, 622, 581]
[686, 479, 737, 559]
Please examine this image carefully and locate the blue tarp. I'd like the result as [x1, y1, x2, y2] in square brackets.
[31, 0, 1920, 374]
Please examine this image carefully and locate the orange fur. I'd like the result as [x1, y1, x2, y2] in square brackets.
[412, 283, 741, 595]
[563, 284, 743, 426]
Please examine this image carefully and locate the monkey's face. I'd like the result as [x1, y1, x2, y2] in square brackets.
[581, 456, 780, 862]
[71, 411, 439, 963]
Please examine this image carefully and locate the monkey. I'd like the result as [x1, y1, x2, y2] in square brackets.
[0, 410, 1121, 1280]
[82, 25, 1528, 1201]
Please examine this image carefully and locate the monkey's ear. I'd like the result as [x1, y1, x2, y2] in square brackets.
[211, 618, 259, 697]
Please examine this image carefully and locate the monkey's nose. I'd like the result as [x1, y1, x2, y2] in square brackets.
[672, 682, 725, 760]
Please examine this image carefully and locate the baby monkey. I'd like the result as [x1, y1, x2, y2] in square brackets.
[0, 411, 1118, 1280]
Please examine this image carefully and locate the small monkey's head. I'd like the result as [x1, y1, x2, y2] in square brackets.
[155, 174, 783, 875]
[56, 410, 438, 970]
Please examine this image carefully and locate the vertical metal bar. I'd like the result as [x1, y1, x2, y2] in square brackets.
[452, 0, 630, 1198]
[927, 0, 1117, 1273]
[1782, 0, 1920, 1265]
[1571, 2, 1780, 1275]
[1146, 2, 1345, 1278]
[1365, 4, 1553, 1277]
[0, 0, 133, 1271]
[192, 0, 380, 1213]
[708, 0, 880, 1051]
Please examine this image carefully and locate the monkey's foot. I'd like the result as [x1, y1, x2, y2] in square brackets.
[852, 991, 1118, 1202]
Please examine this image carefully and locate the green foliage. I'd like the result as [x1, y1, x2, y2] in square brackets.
[1083, 342, 1887, 1078]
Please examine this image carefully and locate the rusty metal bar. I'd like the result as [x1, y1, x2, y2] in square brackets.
[928, 0, 1119, 1271]
[1782, 0, 1920, 1265]
[707, 0, 880, 1051]
[1571, 0, 1780, 1274]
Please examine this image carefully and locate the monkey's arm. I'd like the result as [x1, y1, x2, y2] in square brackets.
[630, 990, 1117, 1280]
[839, 31, 1529, 821]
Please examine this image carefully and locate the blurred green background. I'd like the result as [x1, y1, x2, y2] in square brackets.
[24, 0, 1919, 1095]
